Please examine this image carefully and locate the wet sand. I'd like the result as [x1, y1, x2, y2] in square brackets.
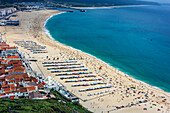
[0, 9, 169, 113]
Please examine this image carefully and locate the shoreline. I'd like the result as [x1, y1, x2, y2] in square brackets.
[1, 9, 169, 113]
[44, 11, 169, 94]
[72, 5, 149, 9]
[43, 12, 66, 42]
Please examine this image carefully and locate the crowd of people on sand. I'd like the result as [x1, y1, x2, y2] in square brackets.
[89, 87, 168, 112]
[1, 10, 169, 113]
[20, 12, 169, 112]
[18, 39, 166, 112]
[40, 53, 169, 113]
[71, 81, 107, 87]
[61, 75, 97, 79]
[41, 57, 118, 98]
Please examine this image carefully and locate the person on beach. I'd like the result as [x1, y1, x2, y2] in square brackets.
[99, 66, 102, 70]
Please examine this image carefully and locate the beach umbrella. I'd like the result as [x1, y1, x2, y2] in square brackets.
[143, 108, 147, 110]
[105, 90, 108, 93]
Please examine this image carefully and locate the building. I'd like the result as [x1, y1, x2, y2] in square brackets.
[0, 41, 47, 99]
[0, 9, 6, 16]
[0, 7, 17, 17]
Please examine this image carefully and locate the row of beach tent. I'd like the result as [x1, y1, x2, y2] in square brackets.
[79, 85, 112, 92]
[88, 88, 117, 96]
[33, 51, 47, 54]
[55, 71, 92, 76]
[14, 41, 47, 54]
[27, 47, 46, 50]
[31, 49, 46, 52]
[14, 41, 46, 49]
[72, 81, 107, 87]
[65, 78, 102, 83]
[42, 61, 77, 64]
[47, 66, 84, 70]
[60, 75, 97, 79]
[51, 68, 88, 73]
[44, 63, 81, 67]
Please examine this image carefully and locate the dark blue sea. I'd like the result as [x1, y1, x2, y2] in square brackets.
[45, 5, 170, 92]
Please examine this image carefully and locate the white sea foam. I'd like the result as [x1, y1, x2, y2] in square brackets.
[43, 11, 169, 93]
[43, 12, 66, 42]
[74, 5, 148, 10]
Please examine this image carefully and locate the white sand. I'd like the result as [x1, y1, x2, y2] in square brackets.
[0, 9, 169, 113]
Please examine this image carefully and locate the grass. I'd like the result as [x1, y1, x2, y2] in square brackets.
[0, 89, 91, 113]
[50, 89, 90, 113]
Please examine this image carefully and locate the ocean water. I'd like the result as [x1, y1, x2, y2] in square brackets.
[45, 5, 170, 92]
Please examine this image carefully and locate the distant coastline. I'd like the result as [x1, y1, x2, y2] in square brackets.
[2, 8, 169, 113]
[72, 5, 149, 9]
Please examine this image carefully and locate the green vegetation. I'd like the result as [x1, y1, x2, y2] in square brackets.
[0, 0, 159, 8]
[52, 0, 159, 7]
[0, 0, 42, 4]
[50, 89, 90, 113]
[0, 0, 43, 8]
[0, 90, 91, 113]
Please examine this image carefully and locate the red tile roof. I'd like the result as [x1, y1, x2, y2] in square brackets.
[5, 91, 12, 94]
[37, 83, 44, 88]
[12, 66, 24, 72]
[41, 82, 47, 85]
[0, 77, 5, 80]
[19, 87, 27, 93]
[1, 84, 9, 88]
[13, 63, 22, 67]
[10, 87, 16, 91]
[7, 55, 19, 59]
[3, 88, 10, 92]
[24, 77, 30, 80]
[8, 60, 21, 64]
[12, 90, 19, 93]
[0, 70, 5, 75]
[9, 84, 15, 87]
[10, 96, 15, 99]
[8, 70, 12, 72]
[26, 86, 36, 92]
[0, 45, 9, 48]
[8, 80, 15, 83]
[1, 60, 8, 63]
[15, 78, 23, 82]
[0, 59, 4, 61]
[5, 47, 16, 50]
[3, 81, 7, 84]
[0, 42, 6, 44]
[0, 93, 5, 96]
[5, 74, 28, 80]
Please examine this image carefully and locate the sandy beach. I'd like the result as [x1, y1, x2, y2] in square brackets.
[0, 9, 169, 113]
[72, 5, 148, 9]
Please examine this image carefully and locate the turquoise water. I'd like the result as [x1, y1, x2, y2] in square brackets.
[46, 5, 170, 92]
